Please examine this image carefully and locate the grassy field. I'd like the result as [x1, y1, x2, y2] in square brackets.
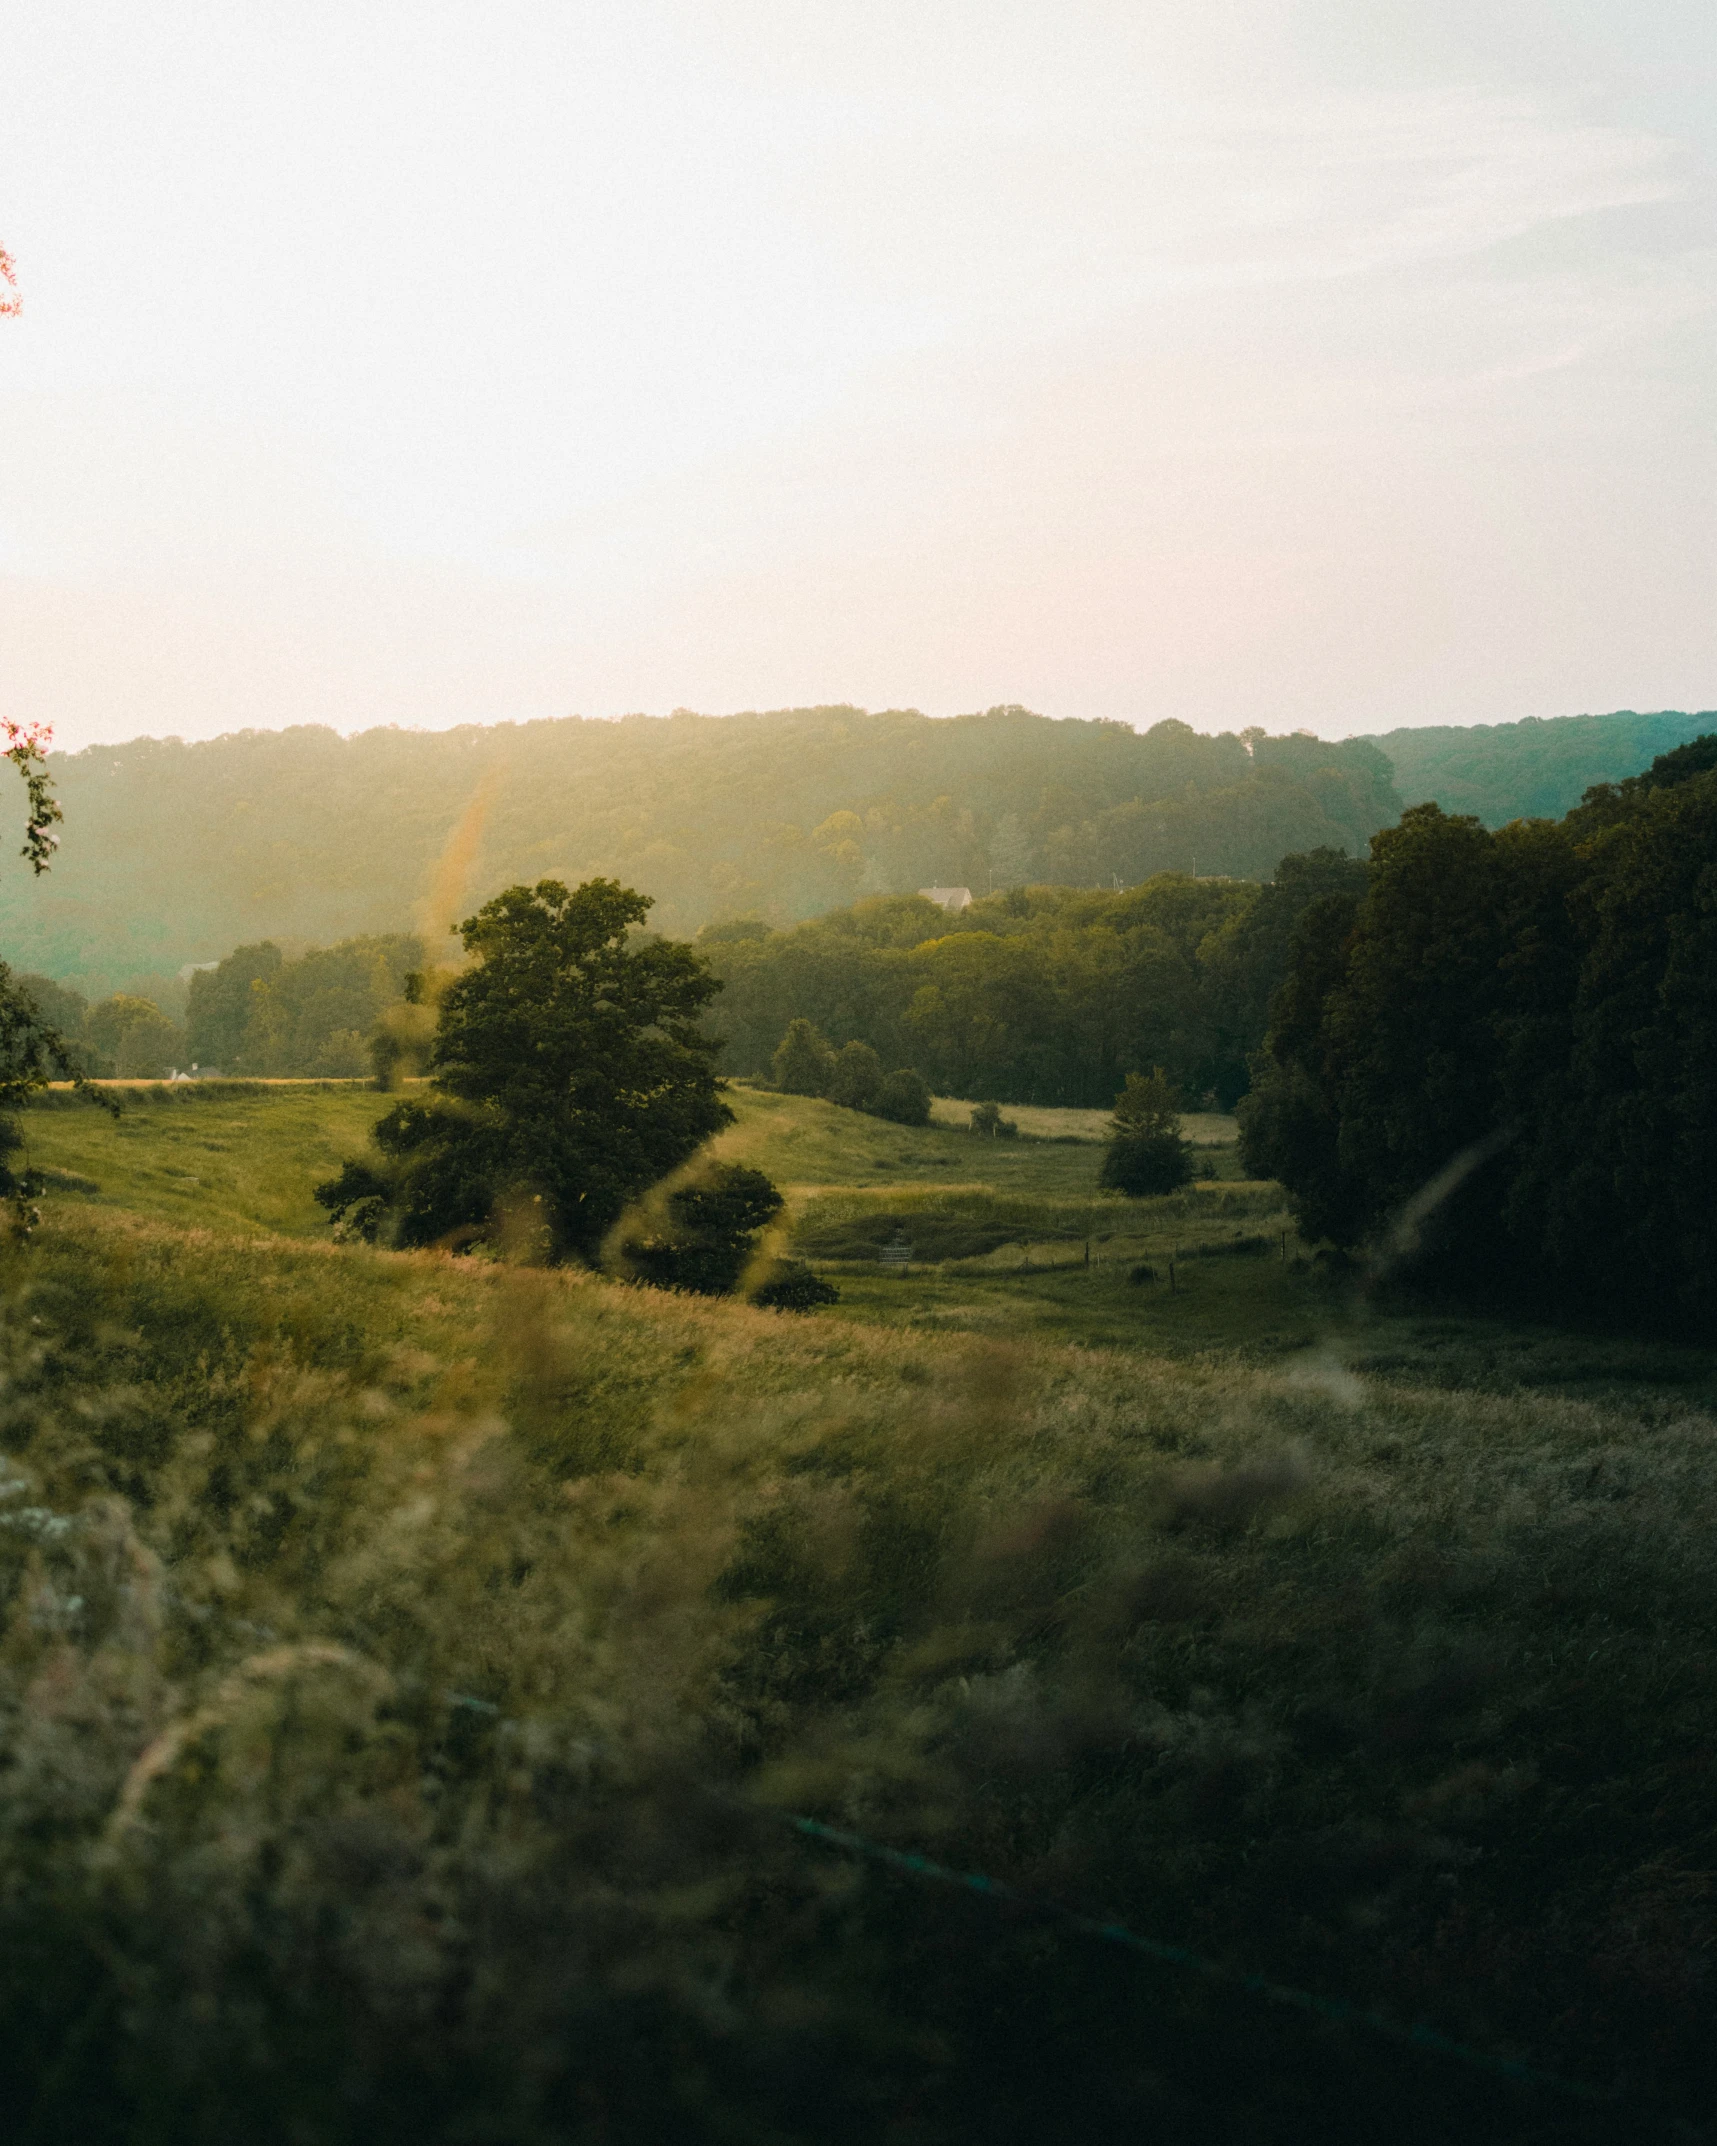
[925, 1093, 1240, 1147]
[21, 1079, 386, 1237]
[4, 1081, 1717, 2136]
[0, 1195, 1712, 2140]
[22, 1078, 1157, 1230]
[22, 1079, 1715, 1405]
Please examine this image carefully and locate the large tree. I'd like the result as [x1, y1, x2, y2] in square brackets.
[317, 879, 731, 1261]
[1240, 740, 1717, 1330]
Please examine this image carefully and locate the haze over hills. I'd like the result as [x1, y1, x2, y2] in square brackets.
[1371, 708, 1717, 827]
[2, 703, 1709, 995]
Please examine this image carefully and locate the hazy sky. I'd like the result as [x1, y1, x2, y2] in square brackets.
[2, 0, 1712, 748]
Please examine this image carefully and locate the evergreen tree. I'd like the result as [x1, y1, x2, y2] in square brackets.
[1101, 1069, 1191, 1195]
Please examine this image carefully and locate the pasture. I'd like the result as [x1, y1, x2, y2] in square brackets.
[3, 1077, 1716, 2139]
[21, 1079, 1714, 1400]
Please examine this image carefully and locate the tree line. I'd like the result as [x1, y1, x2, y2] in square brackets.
[14, 934, 423, 1080]
[0, 706, 1399, 993]
[1241, 733, 1717, 1333]
[698, 852, 1368, 1109]
[35, 849, 1367, 1108]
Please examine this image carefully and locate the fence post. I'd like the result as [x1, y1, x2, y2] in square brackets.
[1168, 1258, 1176, 1294]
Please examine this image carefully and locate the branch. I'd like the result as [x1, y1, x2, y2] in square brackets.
[1, 720, 63, 873]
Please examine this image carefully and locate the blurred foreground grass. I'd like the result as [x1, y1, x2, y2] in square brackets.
[0, 1147, 1714, 2138]
[7, 1079, 1717, 2139]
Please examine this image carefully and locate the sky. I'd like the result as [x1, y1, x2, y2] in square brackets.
[1, 0, 1712, 750]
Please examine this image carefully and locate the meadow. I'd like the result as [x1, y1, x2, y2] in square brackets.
[20, 1078, 387, 1237]
[5, 1079, 1716, 2141]
[26, 1079, 1704, 1400]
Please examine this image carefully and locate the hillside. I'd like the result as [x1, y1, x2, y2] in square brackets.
[1364, 707, 1715, 826]
[5, 1085, 1717, 2138]
[0, 707, 1397, 994]
[9, 702, 1711, 1000]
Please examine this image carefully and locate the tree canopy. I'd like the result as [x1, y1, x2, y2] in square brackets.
[700, 863, 1361, 1109]
[1373, 707, 1714, 827]
[0, 707, 1400, 993]
[317, 879, 730, 1262]
[1240, 736, 1717, 1331]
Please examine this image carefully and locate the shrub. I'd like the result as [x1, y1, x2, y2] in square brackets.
[1102, 1131, 1193, 1196]
[625, 1163, 784, 1295]
[749, 1258, 840, 1311]
[826, 1038, 883, 1111]
[1102, 1069, 1190, 1195]
[970, 1100, 1019, 1139]
[869, 1067, 931, 1125]
[771, 1017, 836, 1096]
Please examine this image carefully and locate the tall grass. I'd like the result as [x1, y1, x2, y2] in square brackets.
[0, 1205, 1709, 2139]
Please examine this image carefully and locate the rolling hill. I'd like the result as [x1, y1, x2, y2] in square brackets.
[4, 701, 1709, 996]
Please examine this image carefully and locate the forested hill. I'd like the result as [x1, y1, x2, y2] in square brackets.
[0, 707, 1397, 993]
[1363, 707, 1715, 826]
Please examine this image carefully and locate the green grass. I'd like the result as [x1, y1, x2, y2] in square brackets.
[19, 1078, 1243, 1238]
[714, 1081, 1138, 1195]
[20, 1079, 387, 1238]
[926, 1094, 1239, 1147]
[3, 1073, 1717, 2134]
[3, 1200, 1716, 2139]
[21, 1080, 1139, 1242]
[21, 1079, 1716, 1406]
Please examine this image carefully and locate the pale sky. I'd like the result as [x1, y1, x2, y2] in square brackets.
[2, 0, 1712, 749]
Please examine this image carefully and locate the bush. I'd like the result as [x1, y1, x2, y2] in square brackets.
[869, 1067, 931, 1125]
[969, 1099, 1019, 1139]
[826, 1038, 883, 1111]
[749, 1258, 840, 1311]
[1102, 1068, 1191, 1196]
[1101, 1130, 1192, 1196]
[625, 1163, 784, 1296]
[771, 1017, 835, 1096]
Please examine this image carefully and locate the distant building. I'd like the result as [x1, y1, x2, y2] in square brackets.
[918, 885, 973, 913]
